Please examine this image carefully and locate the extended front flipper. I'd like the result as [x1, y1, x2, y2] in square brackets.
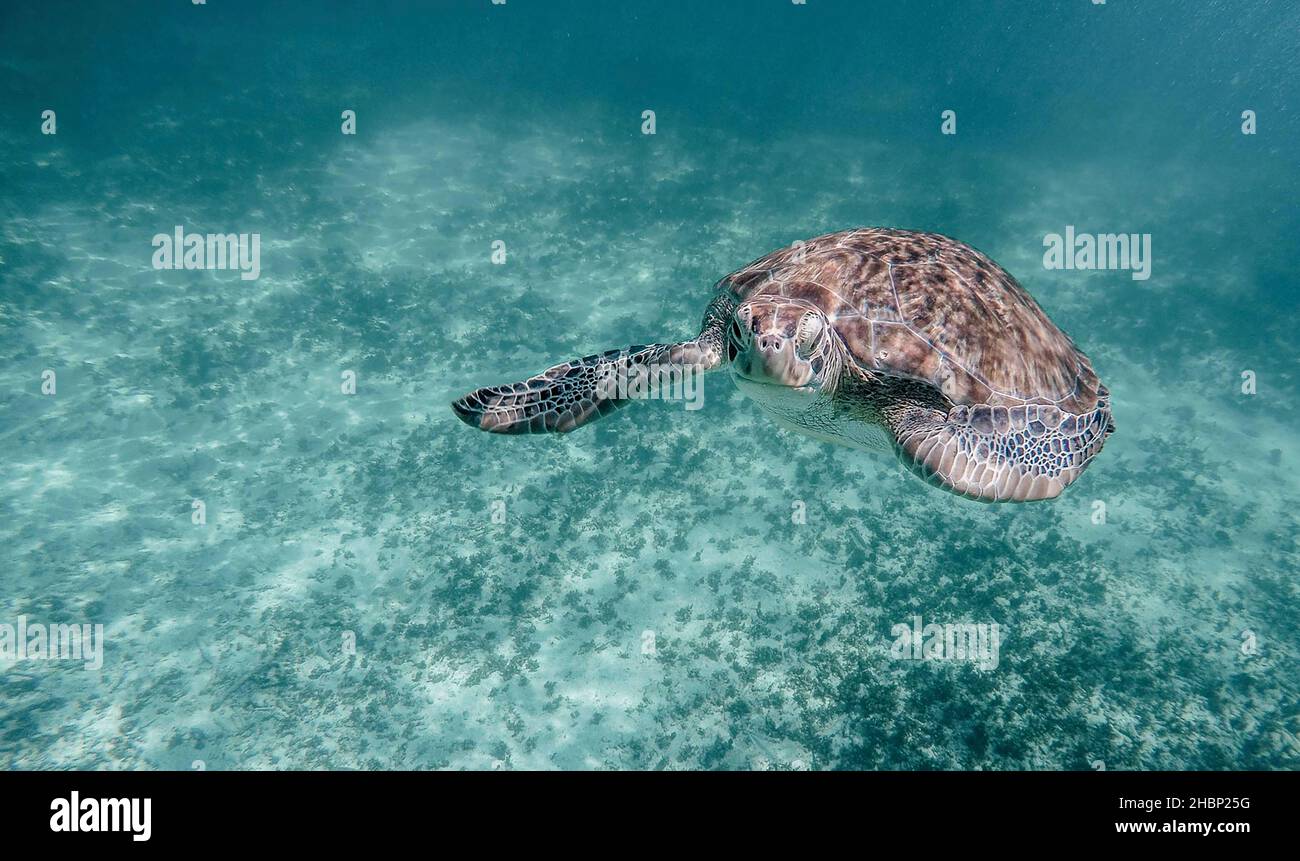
[451, 296, 733, 434]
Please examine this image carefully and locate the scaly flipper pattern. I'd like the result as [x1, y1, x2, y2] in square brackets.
[451, 295, 733, 434]
[886, 387, 1114, 502]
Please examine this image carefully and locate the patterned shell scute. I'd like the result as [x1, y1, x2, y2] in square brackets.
[718, 228, 1102, 413]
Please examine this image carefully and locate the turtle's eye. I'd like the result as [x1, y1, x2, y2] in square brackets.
[796, 312, 824, 354]
[728, 319, 746, 346]
[726, 320, 746, 362]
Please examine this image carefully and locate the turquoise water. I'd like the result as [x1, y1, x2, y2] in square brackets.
[1, 0, 1297, 769]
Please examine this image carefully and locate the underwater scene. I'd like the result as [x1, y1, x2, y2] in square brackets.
[1, 0, 1297, 770]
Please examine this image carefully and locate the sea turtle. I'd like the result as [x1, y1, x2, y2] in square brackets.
[452, 228, 1114, 502]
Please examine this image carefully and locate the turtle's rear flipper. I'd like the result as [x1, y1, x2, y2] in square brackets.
[452, 340, 720, 434]
[886, 399, 1114, 502]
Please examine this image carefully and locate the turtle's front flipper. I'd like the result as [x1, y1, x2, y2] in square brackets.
[451, 340, 720, 434]
[884, 397, 1114, 502]
[452, 296, 734, 434]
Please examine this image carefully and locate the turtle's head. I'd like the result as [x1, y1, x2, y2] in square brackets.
[728, 297, 840, 392]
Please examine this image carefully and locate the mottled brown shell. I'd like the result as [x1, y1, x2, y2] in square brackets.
[718, 228, 1104, 414]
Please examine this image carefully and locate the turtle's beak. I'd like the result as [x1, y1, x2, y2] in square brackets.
[732, 334, 816, 388]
